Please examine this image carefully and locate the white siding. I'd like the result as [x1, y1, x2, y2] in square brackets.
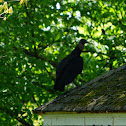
[86, 117, 112, 125]
[52, 117, 83, 125]
[114, 118, 126, 125]
[43, 117, 83, 126]
[42, 113, 126, 126]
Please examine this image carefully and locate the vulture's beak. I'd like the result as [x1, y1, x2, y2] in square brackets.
[85, 40, 89, 44]
[81, 40, 89, 44]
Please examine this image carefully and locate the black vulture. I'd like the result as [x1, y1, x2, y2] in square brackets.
[54, 39, 89, 91]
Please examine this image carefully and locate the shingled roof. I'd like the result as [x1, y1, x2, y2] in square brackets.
[34, 64, 126, 114]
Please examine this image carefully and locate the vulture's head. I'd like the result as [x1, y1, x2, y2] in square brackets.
[78, 39, 89, 50]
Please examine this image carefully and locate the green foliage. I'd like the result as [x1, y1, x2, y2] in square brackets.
[0, 0, 126, 125]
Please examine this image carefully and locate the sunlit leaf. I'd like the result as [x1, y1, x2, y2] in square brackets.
[0, 5, 3, 12]
[3, 17, 6, 20]
[24, 0, 28, 6]
[3, 2, 8, 10]
[19, 0, 27, 6]
[0, 0, 3, 3]
[8, 6, 13, 14]
[54, 32, 61, 41]
[19, 0, 24, 5]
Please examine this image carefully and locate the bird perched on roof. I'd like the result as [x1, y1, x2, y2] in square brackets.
[54, 39, 89, 91]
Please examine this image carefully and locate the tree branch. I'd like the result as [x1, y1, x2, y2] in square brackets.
[15, 117, 31, 126]
[45, 67, 55, 81]
[5, 0, 19, 2]
[32, 94, 40, 107]
[23, 49, 57, 67]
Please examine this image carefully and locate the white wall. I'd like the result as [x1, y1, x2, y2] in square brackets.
[42, 113, 126, 126]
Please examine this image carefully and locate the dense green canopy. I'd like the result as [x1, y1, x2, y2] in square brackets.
[0, 0, 126, 125]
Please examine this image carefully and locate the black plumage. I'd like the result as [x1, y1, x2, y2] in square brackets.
[102, 29, 105, 35]
[54, 39, 89, 91]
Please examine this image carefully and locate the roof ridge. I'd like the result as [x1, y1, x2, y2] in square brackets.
[86, 63, 126, 86]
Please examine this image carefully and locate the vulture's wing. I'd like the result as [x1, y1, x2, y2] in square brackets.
[56, 45, 82, 80]
[56, 53, 75, 80]
[62, 56, 83, 84]
[54, 56, 83, 91]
